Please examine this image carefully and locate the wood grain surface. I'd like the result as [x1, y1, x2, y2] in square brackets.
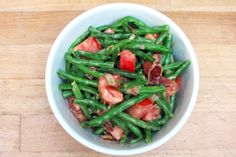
[0, 1, 236, 157]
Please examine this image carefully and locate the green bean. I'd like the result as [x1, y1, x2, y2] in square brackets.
[97, 37, 106, 47]
[68, 30, 90, 51]
[118, 112, 160, 131]
[135, 61, 142, 70]
[131, 49, 155, 62]
[126, 122, 143, 144]
[125, 16, 149, 28]
[99, 67, 142, 79]
[103, 38, 119, 45]
[113, 28, 125, 33]
[163, 62, 183, 71]
[123, 79, 147, 89]
[59, 83, 72, 90]
[111, 16, 148, 29]
[112, 117, 129, 134]
[71, 82, 92, 119]
[100, 39, 131, 56]
[93, 127, 104, 135]
[120, 134, 128, 144]
[134, 36, 154, 43]
[165, 54, 172, 65]
[122, 22, 132, 33]
[90, 26, 132, 39]
[135, 25, 169, 35]
[62, 90, 73, 98]
[98, 32, 132, 39]
[122, 85, 165, 95]
[160, 55, 166, 65]
[118, 87, 130, 95]
[124, 42, 171, 54]
[57, 70, 98, 87]
[167, 60, 191, 80]
[65, 61, 72, 72]
[96, 25, 109, 31]
[59, 79, 96, 95]
[126, 122, 142, 138]
[155, 32, 168, 45]
[77, 83, 99, 96]
[73, 50, 107, 60]
[124, 94, 132, 100]
[170, 94, 176, 112]
[73, 67, 84, 78]
[81, 94, 152, 127]
[130, 136, 143, 144]
[139, 85, 166, 94]
[152, 114, 170, 126]
[71, 81, 83, 99]
[84, 92, 91, 99]
[76, 99, 107, 110]
[145, 129, 152, 143]
[155, 98, 173, 118]
[77, 103, 91, 119]
[77, 65, 103, 78]
[170, 54, 175, 64]
[164, 33, 172, 49]
[65, 53, 114, 68]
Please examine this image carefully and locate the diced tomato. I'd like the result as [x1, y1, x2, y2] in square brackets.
[98, 75, 123, 105]
[138, 99, 154, 107]
[109, 126, 124, 141]
[104, 28, 115, 34]
[166, 76, 181, 97]
[74, 37, 102, 53]
[120, 50, 136, 72]
[142, 106, 160, 121]
[126, 99, 154, 119]
[175, 76, 181, 89]
[145, 33, 159, 40]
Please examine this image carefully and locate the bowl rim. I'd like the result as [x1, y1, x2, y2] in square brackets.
[45, 3, 199, 156]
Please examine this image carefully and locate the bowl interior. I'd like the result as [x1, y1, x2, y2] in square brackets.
[46, 3, 198, 156]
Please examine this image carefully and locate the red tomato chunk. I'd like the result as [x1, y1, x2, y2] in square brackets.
[74, 37, 102, 53]
[98, 75, 123, 105]
[126, 98, 160, 121]
[120, 50, 136, 72]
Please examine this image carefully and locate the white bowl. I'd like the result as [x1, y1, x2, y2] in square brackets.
[45, 3, 199, 156]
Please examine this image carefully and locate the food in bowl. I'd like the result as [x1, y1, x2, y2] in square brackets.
[57, 16, 190, 144]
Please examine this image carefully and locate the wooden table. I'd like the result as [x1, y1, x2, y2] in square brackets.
[0, 1, 236, 157]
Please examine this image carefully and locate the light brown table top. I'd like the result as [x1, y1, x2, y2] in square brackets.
[0, 1, 236, 157]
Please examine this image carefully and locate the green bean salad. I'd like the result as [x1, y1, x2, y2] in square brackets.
[57, 16, 191, 144]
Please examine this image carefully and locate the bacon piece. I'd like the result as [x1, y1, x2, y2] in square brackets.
[148, 64, 163, 85]
[68, 97, 87, 122]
